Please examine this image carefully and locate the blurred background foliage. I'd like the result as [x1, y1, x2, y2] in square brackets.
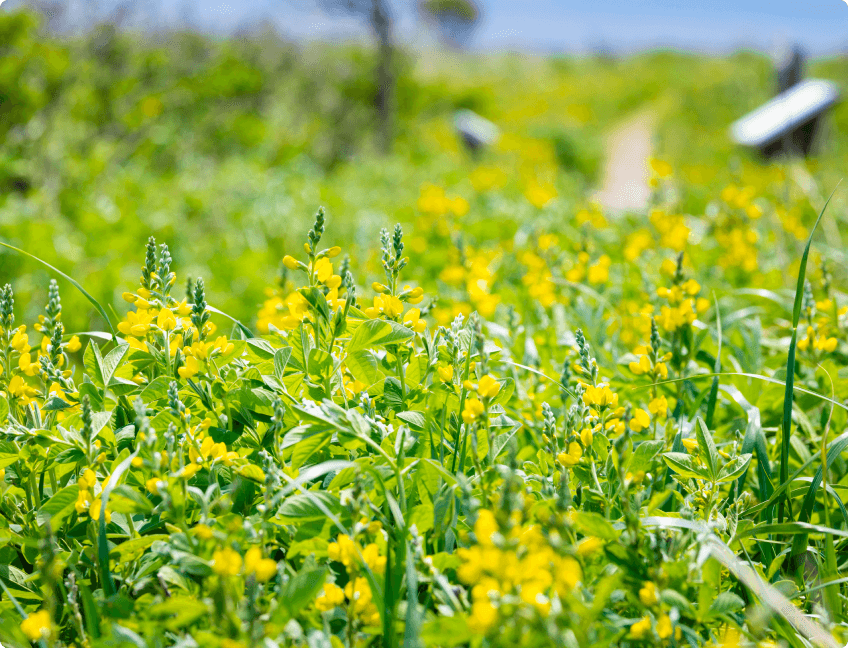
[1, 8, 848, 335]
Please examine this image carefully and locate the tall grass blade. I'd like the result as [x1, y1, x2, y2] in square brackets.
[0, 241, 117, 343]
[779, 184, 839, 524]
[705, 294, 721, 429]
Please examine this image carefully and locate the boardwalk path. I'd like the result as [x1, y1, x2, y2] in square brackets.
[592, 110, 655, 213]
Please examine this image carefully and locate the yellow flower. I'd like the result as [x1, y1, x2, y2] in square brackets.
[79, 469, 97, 490]
[315, 582, 346, 611]
[639, 581, 659, 606]
[66, 335, 82, 353]
[682, 438, 698, 453]
[462, 398, 485, 424]
[657, 614, 673, 639]
[582, 384, 618, 409]
[437, 365, 454, 383]
[146, 477, 162, 495]
[89, 498, 112, 523]
[178, 355, 200, 379]
[193, 523, 214, 540]
[361, 543, 386, 575]
[11, 327, 30, 353]
[327, 534, 357, 568]
[580, 427, 593, 448]
[474, 509, 498, 544]
[157, 308, 176, 331]
[557, 441, 583, 467]
[8, 375, 38, 403]
[403, 308, 426, 333]
[630, 616, 652, 639]
[649, 396, 668, 418]
[629, 355, 652, 375]
[75, 488, 91, 514]
[468, 599, 498, 634]
[476, 374, 501, 399]
[20, 609, 52, 641]
[283, 255, 299, 270]
[576, 536, 604, 557]
[212, 547, 243, 576]
[244, 547, 277, 582]
[630, 408, 651, 432]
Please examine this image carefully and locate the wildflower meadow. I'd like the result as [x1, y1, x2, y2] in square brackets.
[3, 8, 848, 648]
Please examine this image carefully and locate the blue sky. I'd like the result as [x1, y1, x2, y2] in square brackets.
[6, 0, 848, 54]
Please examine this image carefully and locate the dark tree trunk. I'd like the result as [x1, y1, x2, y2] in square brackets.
[370, 0, 394, 154]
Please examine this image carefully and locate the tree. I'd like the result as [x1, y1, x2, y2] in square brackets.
[319, 0, 395, 154]
[419, 0, 480, 49]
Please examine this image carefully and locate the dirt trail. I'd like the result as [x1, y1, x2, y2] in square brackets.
[592, 110, 655, 213]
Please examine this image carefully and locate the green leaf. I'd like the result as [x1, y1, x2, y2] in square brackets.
[277, 492, 341, 523]
[708, 591, 745, 616]
[102, 343, 130, 386]
[571, 511, 620, 541]
[717, 454, 752, 484]
[37, 484, 80, 528]
[274, 347, 292, 382]
[237, 464, 266, 483]
[347, 319, 414, 355]
[695, 418, 720, 481]
[397, 411, 425, 430]
[110, 535, 170, 561]
[279, 568, 327, 618]
[346, 349, 381, 386]
[629, 440, 664, 475]
[663, 452, 710, 481]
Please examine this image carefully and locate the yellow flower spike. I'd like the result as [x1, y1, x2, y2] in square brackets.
[212, 547, 243, 577]
[20, 609, 52, 642]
